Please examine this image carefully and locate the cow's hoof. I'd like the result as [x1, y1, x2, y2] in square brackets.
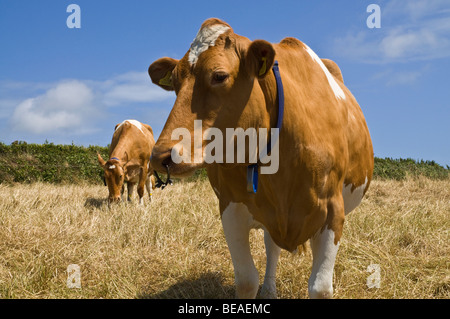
[259, 285, 277, 299]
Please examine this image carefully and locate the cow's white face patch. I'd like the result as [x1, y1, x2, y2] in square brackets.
[115, 119, 145, 135]
[109, 165, 116, 170]
[188, 24, 230, 65]
[304, 45, 346, 100]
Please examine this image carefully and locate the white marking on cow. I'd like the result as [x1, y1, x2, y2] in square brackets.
[308, 227, 339, 299]
[115, 119, 145, 135]
[222, 202, 259, 298]
[108, 165, 116, 170]
[221, 202, 281, 298]
[304, 45, 346, 100]
[260, 229, 281, 299]
[342, 177, 368, 215]
[188, 24, 230, 65]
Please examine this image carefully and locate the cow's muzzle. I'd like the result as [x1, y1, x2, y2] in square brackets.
[150, 145, 201, 178]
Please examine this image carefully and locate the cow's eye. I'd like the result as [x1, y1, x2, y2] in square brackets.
[212, 72, 229, 85]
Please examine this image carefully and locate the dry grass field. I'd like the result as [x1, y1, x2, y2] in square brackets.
[0, 177, 448, 299]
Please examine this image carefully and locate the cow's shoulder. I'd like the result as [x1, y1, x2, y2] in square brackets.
[278, 37, 344, 83]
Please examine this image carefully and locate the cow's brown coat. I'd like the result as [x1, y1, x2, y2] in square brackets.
[98, 120, 156, 204]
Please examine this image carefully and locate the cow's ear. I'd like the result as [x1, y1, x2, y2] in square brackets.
[97, 153, 106, 167]
[246, 40, 276, 79]
[148, 57, 178, 91]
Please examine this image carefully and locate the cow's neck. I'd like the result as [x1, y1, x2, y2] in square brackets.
[244, 63, 284, 193]
[109, 141, 130, 164]
[257, 72, 279, 131]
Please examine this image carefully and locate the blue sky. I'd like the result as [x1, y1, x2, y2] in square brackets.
[0, 0, 449, 166]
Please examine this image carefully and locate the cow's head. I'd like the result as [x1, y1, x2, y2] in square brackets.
[149, 18, 276, 177]
[97, 153, 125, 203]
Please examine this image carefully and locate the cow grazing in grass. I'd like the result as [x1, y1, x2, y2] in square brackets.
[98, 119, 156, 204]
[148, 18, 373, 298]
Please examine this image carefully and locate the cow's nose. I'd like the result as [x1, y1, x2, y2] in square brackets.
[150, 147, 173, 173]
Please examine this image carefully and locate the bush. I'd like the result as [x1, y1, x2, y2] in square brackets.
[0, 142, 109, 184]
[373, 157, 449, 180]
[0, 142, 448, 184]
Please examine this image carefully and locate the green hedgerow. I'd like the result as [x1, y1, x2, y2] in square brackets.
[0, 142, 448, 184]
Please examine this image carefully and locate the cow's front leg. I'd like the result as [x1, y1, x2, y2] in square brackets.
[308, 227, 339, 299]
[145, 174, 155, 203]
[222, 202, 259, 299]
[260, 229, 281, 299]
[121, 184, 126, 201]
[137, 168, 147, 205]
[127, 182, 135, 202]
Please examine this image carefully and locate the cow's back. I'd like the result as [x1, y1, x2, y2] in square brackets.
[110, 120, 155, 160]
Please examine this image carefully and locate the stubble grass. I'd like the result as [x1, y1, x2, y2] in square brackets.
[0, 177, 448, 299]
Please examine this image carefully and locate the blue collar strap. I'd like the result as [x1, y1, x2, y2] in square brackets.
[246, 60, 284, 193]
[247, 163, 259, 193]
[110, 157, 120, 161]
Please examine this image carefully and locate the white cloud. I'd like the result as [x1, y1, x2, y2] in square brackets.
[6, 71, 173, 137]
[373, 69, 422, 87]
[11, 80, 96, 134]
[386, 71, 421, 86]
[383, 0, 450, 21]
[371, 63, 430, 87]
[333, 0, 450, 63]
[101, 71, 172, 106]
[380, 22, 450, 61]
[334, 31, 378, 63]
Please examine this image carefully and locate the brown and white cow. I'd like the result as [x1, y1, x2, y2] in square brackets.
[98, 119, 156, 204]
[148, 18, 373, 298]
